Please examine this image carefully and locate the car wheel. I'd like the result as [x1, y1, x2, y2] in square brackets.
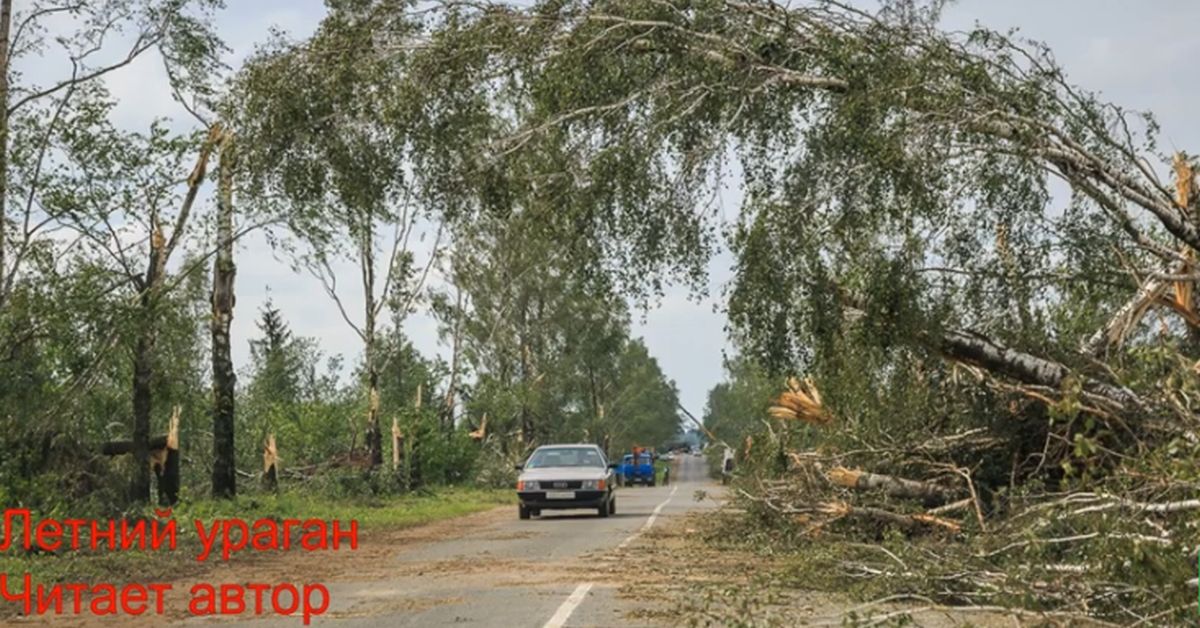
[519, 505, 530, 520]
[608, 497, 616, 515]
[531, 508, 541, 517]
[597, 501, 610, 518]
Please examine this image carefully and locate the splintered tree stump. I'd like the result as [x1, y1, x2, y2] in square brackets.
[263, 433, 279, 492]
[468, 413, 487, 441]
[392, 417, 404, 471]
[154, 407, 181, 506]
[102, 406, 181, 507]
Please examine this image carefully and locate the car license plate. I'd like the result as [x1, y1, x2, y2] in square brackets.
[545, 490, 575, 500]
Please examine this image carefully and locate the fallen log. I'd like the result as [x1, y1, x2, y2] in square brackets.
[839, 293, 1147, 414]
[1069, 496, 1200, 516]
[101, 435, 168, 456]
[826, 466, 959, 506]
[928, 497, 972, 515]
[936, 328, 1144, 411]
[819, 501, 962, 534]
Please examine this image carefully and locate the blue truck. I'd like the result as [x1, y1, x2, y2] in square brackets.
[618, 451, 656, 487]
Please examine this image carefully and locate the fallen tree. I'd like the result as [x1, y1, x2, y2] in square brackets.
[414, 1, 1200, 622]
[99, 407, 181, 506]
[826, 466, 960, 506]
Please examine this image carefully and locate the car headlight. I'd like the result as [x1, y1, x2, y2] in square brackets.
[518, 480, 539, 491]
[582, 479, 606, 490]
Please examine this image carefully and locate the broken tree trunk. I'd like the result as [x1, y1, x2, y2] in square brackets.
[128, 127, 220, 504]
[154, 407, 181, 506]
[1080, 277, 1171, 356]
[391, 416, 403, 471]
[408, 385, 423, 489]
[827, 466, 959, 506]
[129, 298, 158, 503]
[102, 435, 169, 456]
[210, 125, 237, 499]
[103, 407, 180, 506]
[365, 378, 382, 469]
[936, 328, 1144, 411]
[263, 433, 279, 492]
[838, 293, 1145, 415]
[469, 413, 488, 440]
[819, 501, 962, 534]
[1081, 155, 1200, 356]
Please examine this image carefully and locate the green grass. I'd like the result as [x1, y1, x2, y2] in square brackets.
[179, 486, 513, 530]
[0, 487, 512, 592]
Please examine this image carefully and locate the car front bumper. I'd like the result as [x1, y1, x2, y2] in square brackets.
[517, 490, 608, 509]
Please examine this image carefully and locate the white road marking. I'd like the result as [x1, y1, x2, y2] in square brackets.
[617, 484, 678, 549]
[544, 485, 680, 626]
[543, 582, 593, 628]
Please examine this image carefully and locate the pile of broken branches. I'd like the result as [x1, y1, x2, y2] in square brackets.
[727, 378, 1200, 625]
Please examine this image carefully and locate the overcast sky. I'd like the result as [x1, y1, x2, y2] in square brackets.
[86, 0, 1200, 418]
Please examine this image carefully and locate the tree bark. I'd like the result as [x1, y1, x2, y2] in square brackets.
[130, 330, 156, 501]
[819, 501, 962, 534]
[838, 293, 1144, 413]
[362, 230, 383, 469]
[262, 433, 278, 492]
[408, 384, 422, 488]
[442, 285, 463, 433]
[129, 230, 165, 503]
[936, 328, 1143, 410]
[156, 407, 180, 506]
[210, 127, 237, 499]
[1079, 276, 1169, 356]
[391, 415, 403, 471]
[826, 466, 959, 506]
[0, 0, 11, 308]
[128, 128, 218, 503]
[102, 434, 168, 455]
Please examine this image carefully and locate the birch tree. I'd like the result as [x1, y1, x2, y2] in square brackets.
[234, 0, 464, 470]
[426, 0, 1200, 434]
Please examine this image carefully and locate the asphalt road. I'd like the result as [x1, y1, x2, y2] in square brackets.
[206, 454, 721, 628]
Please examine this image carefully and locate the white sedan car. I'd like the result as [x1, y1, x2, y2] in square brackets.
[515, 444, 617, 519]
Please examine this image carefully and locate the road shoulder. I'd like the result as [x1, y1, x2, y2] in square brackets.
[605, 506, 1026, 627]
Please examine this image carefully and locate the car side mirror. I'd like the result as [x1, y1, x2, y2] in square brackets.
[607, 463, 619, 469]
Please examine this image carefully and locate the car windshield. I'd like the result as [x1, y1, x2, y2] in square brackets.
[526, 447, 604, 469]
